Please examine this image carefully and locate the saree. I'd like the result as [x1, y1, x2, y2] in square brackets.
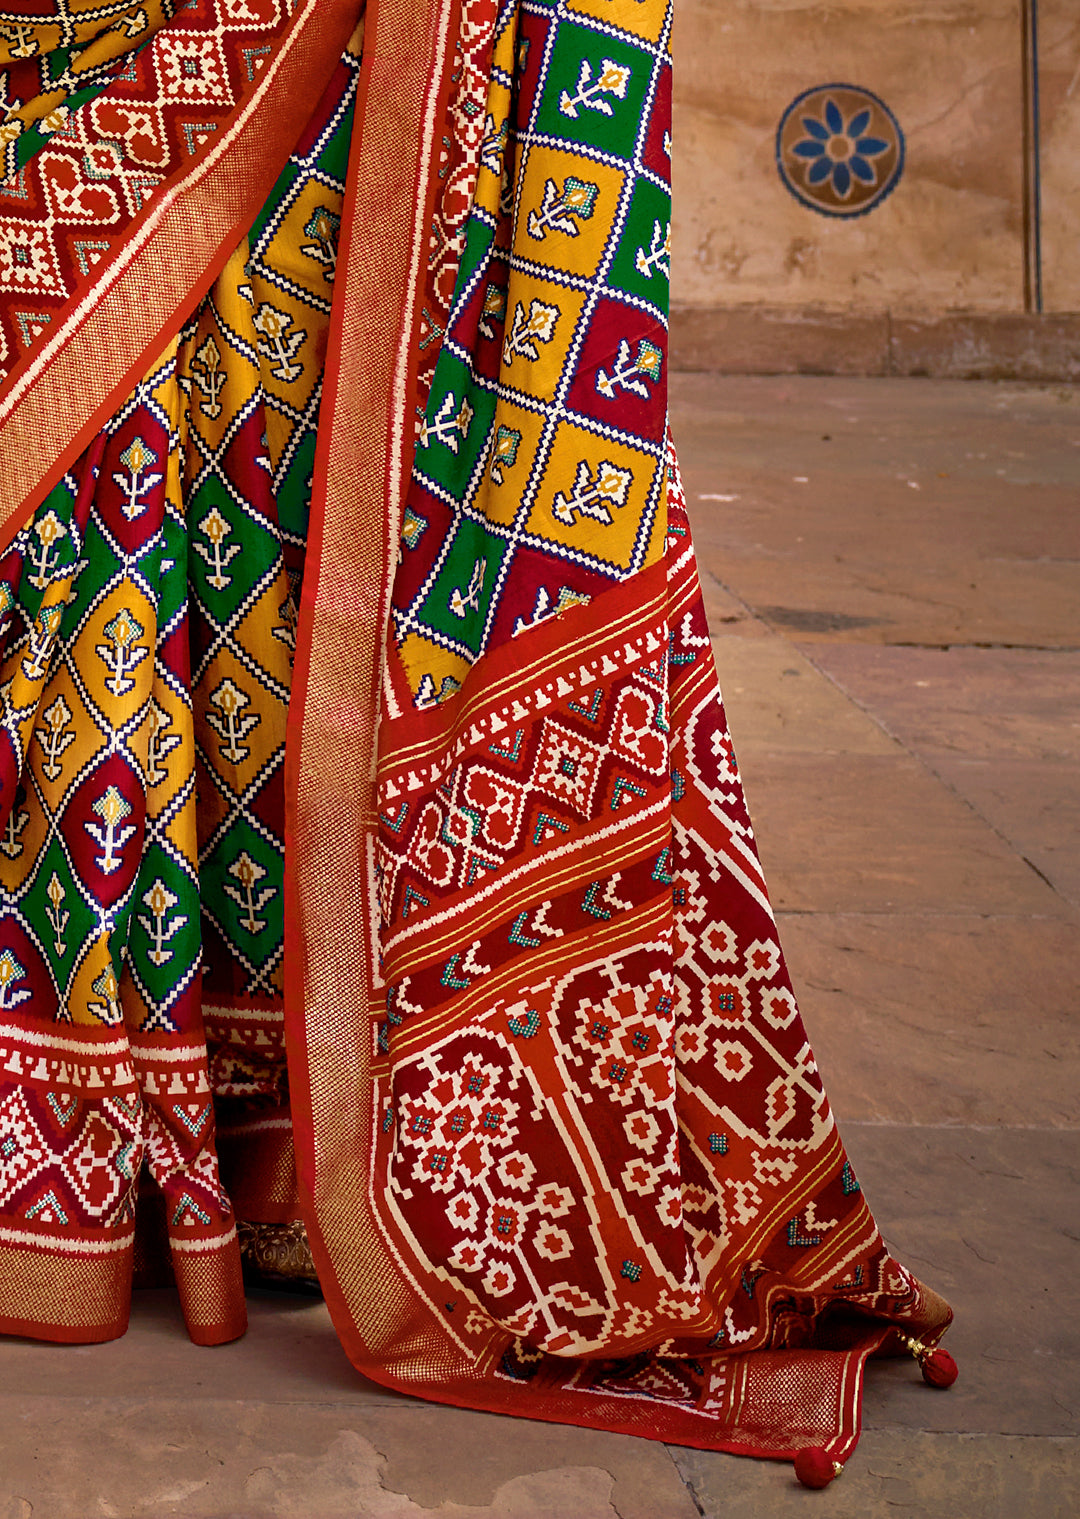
[0, 0, 953, 1472]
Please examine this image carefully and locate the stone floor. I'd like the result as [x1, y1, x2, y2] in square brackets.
[1, 375, 1077, 1518]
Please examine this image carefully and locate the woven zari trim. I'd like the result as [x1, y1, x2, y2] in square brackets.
[0, 1231, 132, 1343]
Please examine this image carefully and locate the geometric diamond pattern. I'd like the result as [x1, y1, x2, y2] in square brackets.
[0, 20, 361, 1269]
[392, 3, 673, 706]
[0, 1089, 50, 1207]
[0, 0, 954, 1456]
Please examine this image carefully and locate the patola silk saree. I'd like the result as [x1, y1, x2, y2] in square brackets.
[0, 0, 951, 1466]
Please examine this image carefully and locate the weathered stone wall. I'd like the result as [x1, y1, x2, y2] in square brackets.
[671, 1, 1080, 374]
[1041, 0, 1080, 312]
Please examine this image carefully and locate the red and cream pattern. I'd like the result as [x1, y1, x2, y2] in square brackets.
[0, 0, 298, 384]
[354, 444, 946, 1451]
[0, 1013, 236, 1343]
[283, 0, 950, 1464]
[0, 0, 952, 1465]
[0, 0, 362, 1344]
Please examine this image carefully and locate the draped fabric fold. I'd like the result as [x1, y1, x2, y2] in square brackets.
[0, 0, 951, 1461]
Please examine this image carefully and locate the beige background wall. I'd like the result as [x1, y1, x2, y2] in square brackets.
[1041, 0, 1080, 311]
[670, 2, 1080, 373]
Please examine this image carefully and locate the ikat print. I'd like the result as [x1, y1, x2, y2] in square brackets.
[0, 41, 358, 1250]
[0, 0, 298, 384]
[373, 438, 923, 1369]
[416, 0, 500, 421]
[371, 0, 913, 1367]
[394, 0, 674, 709]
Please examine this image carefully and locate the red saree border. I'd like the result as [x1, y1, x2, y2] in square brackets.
[0, 1231, 133, 1345]
[0, 0, 364, 534]
[284, 0, 464, 1377]
[377, 557, 673, 775]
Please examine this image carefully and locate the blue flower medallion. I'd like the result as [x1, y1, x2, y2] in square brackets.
[776, 84, 904, 218]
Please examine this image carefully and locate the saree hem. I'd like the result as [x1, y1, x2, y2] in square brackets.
[0, 1232, 133, 1345]
[0, 1313, 129, 1347]
[298, 1328, 894, 1463]
[169, 1233, 247, 1347]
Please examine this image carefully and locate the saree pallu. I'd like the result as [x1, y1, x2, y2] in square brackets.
[0, 0, 952, 1463]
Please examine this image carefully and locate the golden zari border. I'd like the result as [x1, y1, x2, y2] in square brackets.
[285, 0, 466, 1376]
[0, 0, 365, 532]
[218, 1112, 301, 1223]
[171, 1234, 247, 1347]
[0, 1231, 133, 1344]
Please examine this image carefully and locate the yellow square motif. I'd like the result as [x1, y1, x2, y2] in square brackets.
[30, 667, 103, 818]
[129, 685, 192, 805]
[0, 784, 49, 897]
[472, 37, 514, 220]
[398, 632, 471, 711]
[70, 942, 121, 1027]
[73, 586, 157, 732]
[498, 274, 585, 408]
[471, 398, 547, 529]
[564, 0, 668, 47]
[513, 145, 625, 283]
[195, 641, 286, 801]
[524, 421, 663, 574]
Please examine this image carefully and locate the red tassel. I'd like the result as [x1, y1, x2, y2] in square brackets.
[921, 1346, 959, 1388]
[794, 1447, 842, 1489]
[899, 1332, 959, 1389]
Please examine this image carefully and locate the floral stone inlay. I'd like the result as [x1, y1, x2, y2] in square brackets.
[776, 84, 904, 219]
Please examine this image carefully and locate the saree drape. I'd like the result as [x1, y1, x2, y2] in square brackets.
[0, 0, 952, 1464]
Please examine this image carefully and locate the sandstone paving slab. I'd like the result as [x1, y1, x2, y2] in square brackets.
[777, 912, 1080, 1129]
[923, 758, 1080, 909]
[843, 1124, 1080, 1441]
[671, 1431, 1079, 1519]
[795, 646, 1080, 903]
[681, 470, 1080, 587]
[674, 374, 1080, 649]
[0, 1289, 396, 1407]
[698, 552, 1079, 650]
[367, 1403, 699, 1518]
[741, 753, 1066, 916]
[800, 645, 1080, 763]
[682, 470, 1080, 583]
[697, 571, 772, 638]
[711, 636, 897, 757]
[0, 1397, 698, 1519]
[671, 373, 1080, 502]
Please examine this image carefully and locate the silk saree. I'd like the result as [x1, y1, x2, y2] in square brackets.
[0, 0, 952, 1469]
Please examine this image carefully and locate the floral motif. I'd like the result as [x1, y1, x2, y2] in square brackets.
[776, 84, 904, 219]
[791, 98, 889, 199]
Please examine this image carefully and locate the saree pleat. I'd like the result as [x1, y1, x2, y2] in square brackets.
[0, 0, 365, 1342]
[0, 0, 952, 1462]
